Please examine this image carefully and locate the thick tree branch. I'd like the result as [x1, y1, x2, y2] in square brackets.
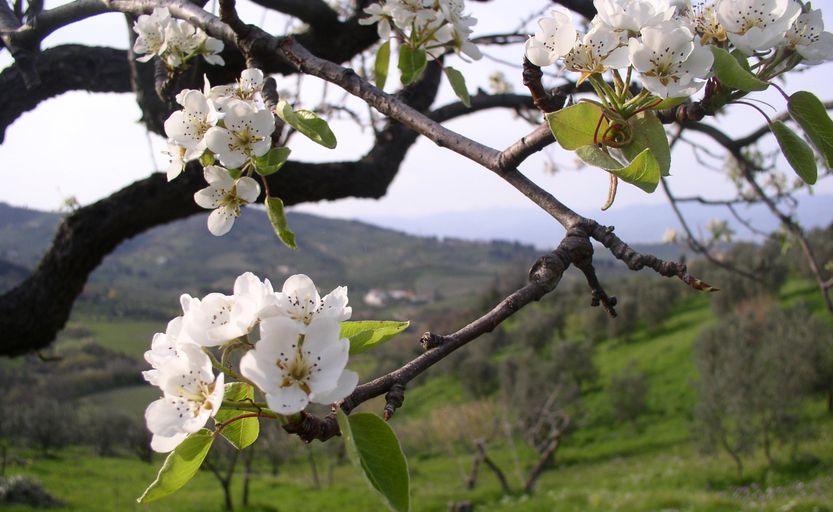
[247, 0, 339, 29]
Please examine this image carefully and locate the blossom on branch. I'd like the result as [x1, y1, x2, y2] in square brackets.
[131, 6, 224, 68]
[715, 0, 801, 54]
[144, 343, 225, 452]
[524, 9, 578, 67]
[205, 101, 274, 169]
[783, 8, 833, 65]
[629, 21, 714, 98]
[193, 166, 261, 236]
[239, 314, 358, 415]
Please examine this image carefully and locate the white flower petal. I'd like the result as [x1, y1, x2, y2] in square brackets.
[265, 384, 310, 415]
[235, 177, 261, 204]
[311, 370, 358, 405]
[207, 207, 236, 236]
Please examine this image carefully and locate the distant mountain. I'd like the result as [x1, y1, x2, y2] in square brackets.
[0, 203, 544, 319]
[356, 194, 833, 248]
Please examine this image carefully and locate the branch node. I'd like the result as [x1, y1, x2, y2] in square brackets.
[521, 58, 566, 114]
[420, 331, 444, 350]
[282, 412, 340, 443]
[383, 382, 406, 421]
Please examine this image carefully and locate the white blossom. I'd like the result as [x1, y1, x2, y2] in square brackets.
[715, 0, 801, 54]
[163, 141, 187, 181]
[131, 6, 223, 68]
[205, 101, 274, 169]
[524, 9, 578, 67]
[275, 274, 352, 329]
[132, 7, 170, 62]
[207, 68, 266, 112]
[144, 343, 225, 452]
[629, 21, 714, 98]
[143, 316, 197, 387]
[164, 90, 214, 162]
[784, 9, 833, 65]
[359, 2, 395, 39]
[239, 316, 358, 414]
[593, 0, 676, 34]
[193, 166, 261, 236]
[563, 23, 631, 81]
[691, 4, 728, 45]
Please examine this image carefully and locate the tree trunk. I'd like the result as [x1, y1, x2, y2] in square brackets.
[475, 441, 512, 496]
[762, 418, 773, 466]
[242, 449, 255, 507]
[720, 432, 743, 477]
[466, 445, 483, 489]
[523, 430, 563, 495]
[307, 446, 321, 489]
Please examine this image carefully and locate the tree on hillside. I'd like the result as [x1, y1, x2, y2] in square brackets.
[693, 301, 829, 474]
[1, 0, 832, 508]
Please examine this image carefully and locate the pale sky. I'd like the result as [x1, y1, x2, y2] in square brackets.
[0, 1, 831, 221]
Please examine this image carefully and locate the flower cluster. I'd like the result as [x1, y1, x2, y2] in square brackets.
[360, 0, 481, 61]
[526, 0, 833, 99]
[133, 7, 224, 69]
[144, 272, 357, 452]
[164, 68, 273, 235]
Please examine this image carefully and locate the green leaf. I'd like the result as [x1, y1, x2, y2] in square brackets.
[771, 121, 818, 185]
[621, 112, 671, 176]
[253, 147, 291, 176]
[137, 429, 214, 503]
[340, 320, 410, 355]
[214, 383, 260, 450]
[398, 44, 427, 86]
[375, 41, 391, 90]
[444, 67, 471, 108]
[227, 168, 243, 180]
[546, 102, 609, 151]
[710, 46, 769, 92]
[266, 196, 297, 249]
[337, 411, 410, 512]
[788, 90, 833, 168]
[575, 145, 624, 170]
[578, 145, 660, 193]
[275, 100, 337, 149]
[613, 149, 661, 193]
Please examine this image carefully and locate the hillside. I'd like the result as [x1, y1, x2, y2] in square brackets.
[0, 202, 546, 320]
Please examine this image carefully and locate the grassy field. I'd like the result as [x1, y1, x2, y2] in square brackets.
[4, 280, 833, 511]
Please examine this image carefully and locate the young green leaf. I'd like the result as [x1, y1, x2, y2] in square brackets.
[275, 100, 337, 149]
[771, 121, 818, 185]
[227, 167, 243, 180]
[621, 112, 671, 176]
[613, 148, 661, 193]
[266, 196, 297, 249]
[398, 44, 427, 86]
[788, 90, 833, 168]
[444, 67, 471, 108]
[375, 41, 391, 90]
[578, 145, 660, 193]
[710, 46, 769, 92]
[137, 429, 214, 503]
[214, 383, 260, 450]
[340, 320, 410, 355]
[253, 147, 291, 176]
[337, 411, 410, 512]
[575, 145, 624, 170]
[546, 102, 608, 150]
